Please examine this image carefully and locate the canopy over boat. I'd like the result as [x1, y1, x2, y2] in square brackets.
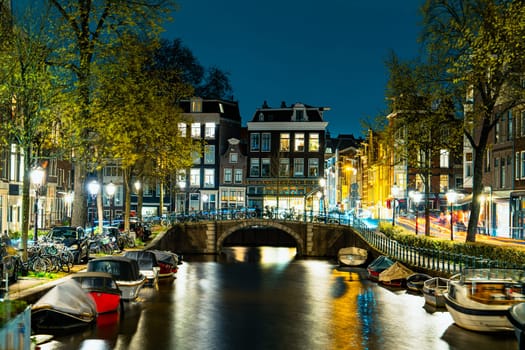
[87, 256, 142, 282]
[379, 262, 414, 283]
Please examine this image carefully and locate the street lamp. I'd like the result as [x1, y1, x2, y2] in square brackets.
[64, 191, 74, 220]
[106, 181, 116, 226]
[88, 180, 100, 235]
[134, 180, 141, 219]
[30, 167, 45, 243]
[391, 184, 400, 227]
[410, 191, 423, 235]
[446, 190, 459, 241]
[319, 178, 326, 222]
[178, 180, 186, 215]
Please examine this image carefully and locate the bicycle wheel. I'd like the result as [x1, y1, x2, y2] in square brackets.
[31, 257, 47, 273]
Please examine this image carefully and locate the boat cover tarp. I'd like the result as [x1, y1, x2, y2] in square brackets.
[379, 262, 414, 282]
[367, 255, 394, 272]
[32, 279, 96, 316]
[124, 250, 158, 270]
[87, 256, 141, 281]
[148, 250, 177, 266]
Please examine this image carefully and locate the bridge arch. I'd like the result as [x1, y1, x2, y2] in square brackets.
[216, 220, 305, 256]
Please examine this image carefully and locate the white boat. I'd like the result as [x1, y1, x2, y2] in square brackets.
[87, 256, 147, 301]
[422, 276, 449, 308]
[507, 302, 525, 347]
[444, 268, 525, 332]
[337, 247, 368, 266]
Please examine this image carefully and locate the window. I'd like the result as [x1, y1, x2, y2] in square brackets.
[234, 169, 243, 183]
[500, 157, 506, 188]
[495, 117, 500, 143]
[178, 123, 187, 137]
[190, 169, 200, 187]
[293, 158, 304, 176]
[279, 158, 289, 177]
[191, 123, 201, 138]
[190, 97, 202, 112]
[308, 158, 319, 177]
[440, 149, 449, 168]
[261, 158, 271, 177]
[309, 133, 319, 152]
[294, 133, 305, 152]
[280, 133, 290, 152]
[205, 123, 215, 139]
[508, 111, 513, 141]
[521, 152, 525, 179]
[192, 151, 200, 164]
[521, 111, 525, 137]
[204, 169, 214, 188]
[250, 133, 260, 151]
[224, 168, 232, 183]
[296, 110, 304, 121]
[204, 145, 215, 164]
[261, 133, 271, 152]
[516, 152, 520, 180]
[465, 152, 472, 177]
[250, 158, 260, 177]
[230, 153, 238, 163]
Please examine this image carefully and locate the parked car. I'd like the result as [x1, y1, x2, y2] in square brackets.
[46, 226, 89, 264]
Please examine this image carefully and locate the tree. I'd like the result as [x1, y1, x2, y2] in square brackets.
[44, 0, 177, 229]
[421, 0, 525, 242]
[385, 52, 463, 236]
[0, 4, 64, 259]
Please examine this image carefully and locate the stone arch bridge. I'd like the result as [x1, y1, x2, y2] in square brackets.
[148, 219, 376, 258]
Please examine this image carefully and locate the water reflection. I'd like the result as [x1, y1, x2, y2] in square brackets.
[37, 247, 517, 350]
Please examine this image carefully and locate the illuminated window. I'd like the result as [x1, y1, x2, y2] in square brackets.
[308, 158, 319, 177]
[204, 145, 215, 164]
[190, 97, 202, 112]
[280, 133, 290, 152]
[294, 133, 305, 152]
[224, 169, 232, 183]
[190, 169, 200, 187]
[309, 133, 319, 152]
[293, 158, 304, 176]
[205, 123, 215, 139]
[230, 153, 238, 163]
[204, 169, 214, 188]
[178, 123, 187, 137]
[191, 123, 201, 138]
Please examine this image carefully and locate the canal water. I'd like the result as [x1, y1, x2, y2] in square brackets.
[39, 247, 517, 350]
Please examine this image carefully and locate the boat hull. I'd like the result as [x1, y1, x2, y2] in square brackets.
[31, 307, 95, 333]
[88, 291, 121, 314]
[422, 277, 448, 308]
[338, 247, 368, 267]
[117, 278, 146, 301]
[444, 292, 514, 332]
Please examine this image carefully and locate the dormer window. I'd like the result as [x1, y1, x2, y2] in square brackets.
[258, 112, 264, 121]
[292, 104, 307, 121]
[190, 97, 203, 112]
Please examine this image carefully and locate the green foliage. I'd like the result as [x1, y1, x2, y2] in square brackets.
[0, 300, 28, 327]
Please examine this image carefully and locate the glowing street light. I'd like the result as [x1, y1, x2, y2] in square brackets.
[391, 184, 400, 227]
[30, 167, 45, 243]
[88, 180, 100, 235]
[319, 178, 326, 222]
[446, 190, 459, 241]
[106, 182, 116, 226]
[410, 191, 423, 235]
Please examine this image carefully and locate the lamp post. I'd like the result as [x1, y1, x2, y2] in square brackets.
[134, 180, 141, 219]
[65, 191, 74, 222]
[410, 191, 423, 235]
[391, 184, 400, 227]
[319, 178, 326, 222]
[106, 181, 116, 226]
[178, 181, 186, 215]
[88, 180, 100, 235]
[30, 167, 45, 243]
[446, 190, 458, 241]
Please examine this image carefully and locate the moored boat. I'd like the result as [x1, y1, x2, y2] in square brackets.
[124, 250, 160, 285]
[378, 261, 414, 288]
[506, 302, 525, 348]
[87, 256, 146, 301]
[31, 279, 97, 334]
[337, 247, 368, 267]
[148, 249, 179, 279]
[71, 271, 122, 314]
[367, 255, 394, 281]
[422, 276, 449, 308]
[406, 273, 432, 293]
[444, 268, 525, 332]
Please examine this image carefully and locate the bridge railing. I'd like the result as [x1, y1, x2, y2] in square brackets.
[355, 218, 523, 275]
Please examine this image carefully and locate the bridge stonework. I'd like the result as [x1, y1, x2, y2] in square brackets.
[148, 220, 371, 258]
